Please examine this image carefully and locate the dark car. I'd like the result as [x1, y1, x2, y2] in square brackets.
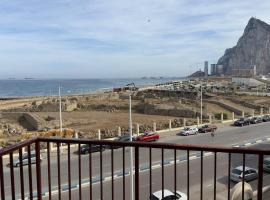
[110, 134, 135, 148]
[13, 151, 42, 167]
[250, 116, 262, 124]
[234, 117, 251, 126]
[79, 144, 105, 154]
[262, 115, 270, 122]
[198, 124, 217, 133]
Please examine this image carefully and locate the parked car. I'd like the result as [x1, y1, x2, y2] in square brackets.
[198, 124, 217, 133]
[13, 151, 42, 167]
[179, 127, 198, 136]
[79, 144, 105, 154]
[250, 116, 262, 124]
[110, 134, 136, 148]
[263, 157, 270, 172]
[114, 134, 136, 142]
[230, 166, 258, 182]
[262, 115, 270, 122]
[233, 117, 251, 126]
[136, 132, 160, 142]
[150, 189, 187, 200]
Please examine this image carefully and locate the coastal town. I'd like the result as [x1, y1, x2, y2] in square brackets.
[1, 1, 270, 198]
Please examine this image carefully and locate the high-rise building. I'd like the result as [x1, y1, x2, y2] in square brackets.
[216, 65, 224, 76]
[210, 64, 216, 75]
[204, 61, 208, 76]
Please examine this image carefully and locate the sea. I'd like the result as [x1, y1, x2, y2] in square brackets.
[0, 78, 184, 98]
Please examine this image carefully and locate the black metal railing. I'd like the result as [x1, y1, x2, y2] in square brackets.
[0, 137, 269, 200]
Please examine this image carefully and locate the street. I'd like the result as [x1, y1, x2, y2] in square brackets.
[2, 121, 270, 199]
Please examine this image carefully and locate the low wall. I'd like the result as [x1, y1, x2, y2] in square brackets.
[204, 99, 243, 115]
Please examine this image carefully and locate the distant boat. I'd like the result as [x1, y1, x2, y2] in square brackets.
[24, 77, 35, 80]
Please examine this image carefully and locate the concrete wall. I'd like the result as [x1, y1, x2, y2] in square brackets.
[22, 113, 46, 131]
[204, 99, 243, 115]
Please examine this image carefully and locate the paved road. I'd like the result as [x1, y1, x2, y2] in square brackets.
[2, 121, 270, 199]
[57, 142, 270, 200]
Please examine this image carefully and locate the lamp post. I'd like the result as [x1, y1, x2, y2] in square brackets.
[126, 83, 136, 200]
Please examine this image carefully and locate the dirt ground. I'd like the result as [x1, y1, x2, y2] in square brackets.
[38, 111, 177, 133]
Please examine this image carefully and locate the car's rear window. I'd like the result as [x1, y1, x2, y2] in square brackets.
[264, 160, 270, 165]
[232, 169, 242, 175]
[163, 195, 180, 200]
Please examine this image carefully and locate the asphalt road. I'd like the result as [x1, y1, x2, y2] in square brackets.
[2, 121, 270, 199]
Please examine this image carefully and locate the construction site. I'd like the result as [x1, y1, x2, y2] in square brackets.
[1, 77, 270, 147]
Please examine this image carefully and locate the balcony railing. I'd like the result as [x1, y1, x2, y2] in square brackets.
[0, 137, 269, 200]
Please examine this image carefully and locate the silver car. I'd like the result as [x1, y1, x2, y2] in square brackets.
[263, 157, 270, 172]
[179, 127, 198, 136]
[230, 166, 258, 182]
[13, 151, 43, 167]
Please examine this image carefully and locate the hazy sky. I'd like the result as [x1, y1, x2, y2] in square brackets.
[0, 0, 270, 79]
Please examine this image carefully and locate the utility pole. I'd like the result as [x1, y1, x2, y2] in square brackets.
[200, 84, 203, 124]
[129, 93, 134, 200]
[126, 82, 136, 200]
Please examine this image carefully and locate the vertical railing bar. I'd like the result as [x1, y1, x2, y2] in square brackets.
[28, 145, 33, 200]
[35, 141, 42, 200]
[162, 148, 164, 198]
[0, 156, 5, 200]
[57, 142, 61, 200]
[214, 152, 217, 200]
[135, 147, 139, 200]
[257, 153, 263, 200]
[123, 147, 125, 200]
[78, 143, 82, 200]
[174, 149, 177, 197]
[19, 149, 25, 200]
[47, 142, 51, 200]
[149, 148, 152, 196]
[227, 153, 231, 199]
[200, 151, 203, 200]
[9, 152, 15, 200]
[89, 143, 92, 200]
[187, 150, 190, 200]
[67, 143, 71, 200]
[111, 146, 114, 200]
[242, 153, 246, 200]
[68, 143, 71, 200]
[10, 152, 15, 200]
[100, 145, 103, 200]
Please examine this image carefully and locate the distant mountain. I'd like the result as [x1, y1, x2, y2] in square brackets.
[217, 17, 270, 75]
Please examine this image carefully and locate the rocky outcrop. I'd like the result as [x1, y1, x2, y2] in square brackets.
[217, 17, 270, 75]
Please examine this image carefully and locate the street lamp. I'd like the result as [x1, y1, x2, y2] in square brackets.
[126, 83, 136, 200]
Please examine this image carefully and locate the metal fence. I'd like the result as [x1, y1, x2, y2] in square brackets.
[0, 137, 269, 200]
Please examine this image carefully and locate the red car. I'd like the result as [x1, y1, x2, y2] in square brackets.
[136, 132, 160, 142]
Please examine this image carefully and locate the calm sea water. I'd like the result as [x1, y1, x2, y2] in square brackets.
[0, 78, 183, 97]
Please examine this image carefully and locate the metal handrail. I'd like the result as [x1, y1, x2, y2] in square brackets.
[37, 137, 270, 154]
[0, 136, 269, 200]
